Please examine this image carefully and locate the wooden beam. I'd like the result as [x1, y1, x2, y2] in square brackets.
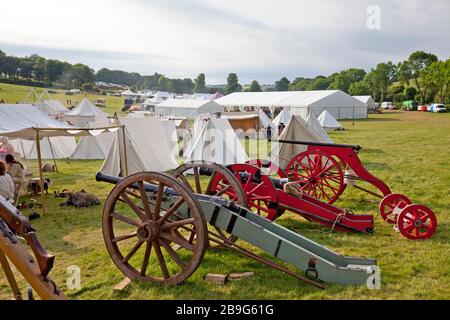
[35, 130, 46, 215]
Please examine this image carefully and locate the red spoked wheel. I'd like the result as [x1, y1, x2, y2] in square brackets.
[209, 164, 280, 221]
[285, 150, 344, 204]
[379, 193, 412, 224]
[246, 159, 287, 179]
[397, 204, 437, 240]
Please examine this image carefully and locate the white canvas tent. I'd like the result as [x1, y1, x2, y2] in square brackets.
[160, 119, 180, 158]
[216, 90, 367, 119]
[121, 89, 138, 97]
[185, 117, 248, 165]
[318, 110, 343, 130]
[11, 136, 77, 160]
[63, 98, 108, 127]
[273, 109, 292, 128]
[100, 118, 178, 177]
[271, 115, 329, 169]
[306, 112, 333, 143]
[70, 121, 115, 160]
[38, 100, 68, 115]
[155, 98, 224, 119]
[0, 104, 120, 212]
[258, 109, 274, 128]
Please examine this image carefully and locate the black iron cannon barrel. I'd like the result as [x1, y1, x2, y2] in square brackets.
[275, 139, 361, 151]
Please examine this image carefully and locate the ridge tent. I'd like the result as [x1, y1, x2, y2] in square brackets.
[271, 115, 328, 169]
[160, 119, 180, 158]
[100, 118, 178, 177]
[318, 110, 343, 131]
[221, 112, 260, 132]
[273, 109, 292, 128]
[11, 136, 77, 159]
[70, 121, 115, 160]
[259, 109, 275, 129]
[183, 113, 217, 157]
[155, 98, 224, 119]
[0, 104, 120, 212]
[121, 89, 138, 98]
[63, 98, 108, 127]
[184, 117, 248, 165]
[38, 100, 68, 115]
[306, 112, 333, 143]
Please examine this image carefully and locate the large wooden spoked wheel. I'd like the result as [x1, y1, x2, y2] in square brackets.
[171, 161, 247, 242]
[285, 150, 344, 204]
[209, 164, 280, 221]
[102, 172, 208, 285]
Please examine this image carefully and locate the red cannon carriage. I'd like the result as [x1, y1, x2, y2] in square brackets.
[206, 140, 437, 240]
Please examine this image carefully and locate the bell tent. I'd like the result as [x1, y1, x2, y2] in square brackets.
[318, 110, 343, 131]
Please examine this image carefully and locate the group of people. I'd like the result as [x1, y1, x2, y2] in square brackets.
[0, 154, 24, 203]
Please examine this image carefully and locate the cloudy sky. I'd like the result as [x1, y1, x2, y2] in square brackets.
[1, 0, 449, 84]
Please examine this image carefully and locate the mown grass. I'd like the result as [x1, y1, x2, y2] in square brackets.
[0, 83, 124, 115]
[0, 107, 449, 299]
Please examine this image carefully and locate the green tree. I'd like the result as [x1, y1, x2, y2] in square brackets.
[71, 63, 95, 88]
[248, 80, 262, 92]
[348, 80, 371, 96]
[398, 51, 438, 103]
[194, 73, 206, 93]
[425, 59, 450, 103]
[275, 77, 290, 91]
[328, 68, 366, 92]
[364, 62, 396, 102]
[157, 75, 173, 92]
[46, 59, 65, 82]
[224, 73, 241, 94]
[404, 87, 417, 100]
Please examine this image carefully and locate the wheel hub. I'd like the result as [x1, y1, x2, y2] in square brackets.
[309, 176, 317, 183]
[413, 220, 422, 228]
[137, 221, 159, 242]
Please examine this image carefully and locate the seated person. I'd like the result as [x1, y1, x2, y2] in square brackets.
[0, 161, 15, 202]
[0, 137, 15, 160]
[5, 154, 25, 196]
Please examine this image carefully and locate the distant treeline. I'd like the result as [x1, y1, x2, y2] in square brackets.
[0, 49, 448, 103]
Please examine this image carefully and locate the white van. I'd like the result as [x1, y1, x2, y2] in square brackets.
[381, 102, 395, 110]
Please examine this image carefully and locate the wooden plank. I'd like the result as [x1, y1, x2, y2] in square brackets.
[113, 277, 132, 292]
[229, 272, 255, 280]
[205, 273, 228, 284]
[0, 233, 66, 300]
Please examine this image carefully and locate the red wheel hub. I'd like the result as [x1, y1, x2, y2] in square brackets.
[285, 150, 344, 204]
[379, 193, 411, 224]
[397, 204, 437, 240]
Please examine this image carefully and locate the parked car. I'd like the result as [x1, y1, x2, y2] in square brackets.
[402, 100, 418, 111]
[419, 105, 428, 112]
[429, 103, 447, 113]
[381, 102, 396, 110]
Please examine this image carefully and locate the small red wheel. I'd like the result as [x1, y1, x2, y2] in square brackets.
[285, 150, 344, 204]
[379, 193, 411, 224]
[209, 164, 280, 220]
[397, 204, 437, 240]
[246, 159, 287, 179]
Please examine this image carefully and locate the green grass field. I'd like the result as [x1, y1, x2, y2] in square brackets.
[0, 87, 449, 299]
[0, 83, 125, 115]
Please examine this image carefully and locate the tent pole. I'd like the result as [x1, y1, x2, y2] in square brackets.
[47, 137, 58, 173]
[35, 130, 46, 215]
[19, 139, 29, 169]
[121, 126, 129, 176]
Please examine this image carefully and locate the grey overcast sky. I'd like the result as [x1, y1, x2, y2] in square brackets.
[1, 0, 449, 84]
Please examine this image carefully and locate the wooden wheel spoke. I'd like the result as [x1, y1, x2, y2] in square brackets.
[193, 167, 202, 194]
[178, 174, 193, 192]
[157, 198, 186, 224]
[153, 241, 170, 279]
[160, 240, 186, 269]
[138, 181, 153, 219]
[153, 183, 165, 222]
[110, 212, 141, 227]
[162, 218, 195, 230]
[120, 192, 148, 222]
[122, 240, 144, 264]
[161, 232, 195, 252]
[247, 182, 265, 195]
[140, 241, 152, 276]
[112, 232, 137, 243]
[216, 185, 231, 196]
[243, 173, 254, 191]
